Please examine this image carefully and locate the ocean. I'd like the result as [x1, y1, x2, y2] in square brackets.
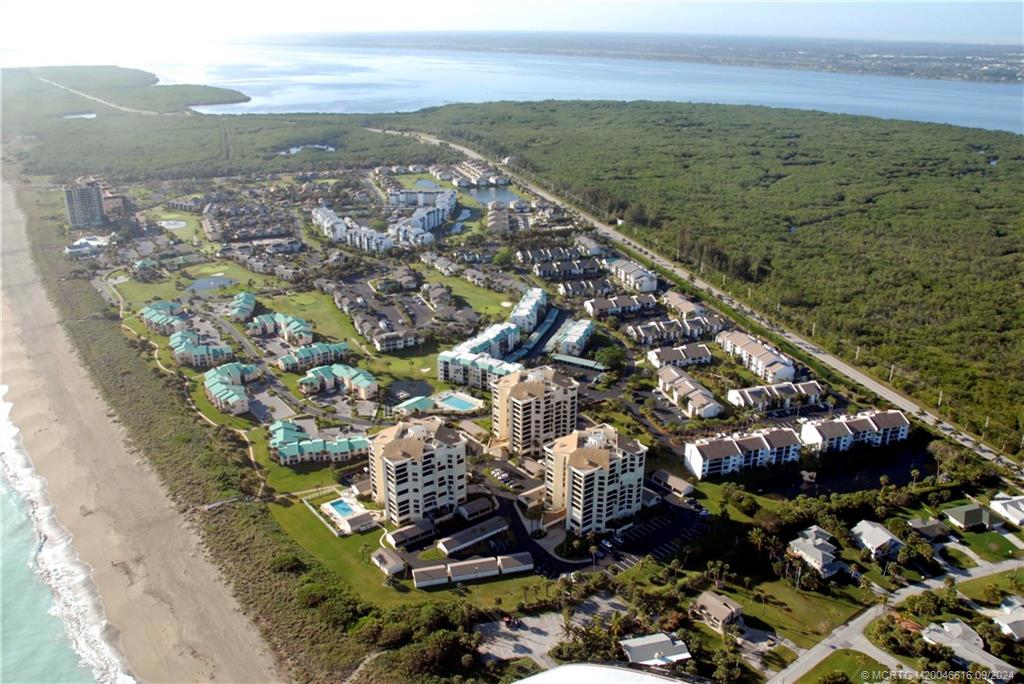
[0, 387, 133, 684]
[147, 42, 1024, 133]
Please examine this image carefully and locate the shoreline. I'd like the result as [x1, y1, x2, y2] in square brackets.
[1, 178, 281, 683]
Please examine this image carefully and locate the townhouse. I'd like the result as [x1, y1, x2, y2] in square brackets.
[583, 294, 657, 318]
[369, 417, 468, 526]
[726, 380, 824, 411]
[626, 318, 688, 346]
[544, 424, 648, 535]
[516, 246, 581, 264]
[298, 363, 378, 400]
[277, 341, 349, 372]
[491, 366, 579, 458]
[437, 350, 524, 390]
[169, 330, 233, 368]
[646, 343, 713, 369]
[246, 311, 314, 346]
[268, 420, 371, 466]
[203, 362, 260, 415]
[558, 279, 614, 299]
[715, 330, 795, 382]
[800, 410, 910, 453]
[607, 258, 658, 292]
[139, 300, 185, 335]
[575, 235, 604, 257]
[683, 427, 802, 479]
[656, 366, 723, 419]
[662, 291, 705, 319]
[531, 258, 603, 281]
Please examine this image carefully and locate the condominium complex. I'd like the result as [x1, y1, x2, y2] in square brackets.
[683, 427, 802, 480]
[492, 366, 579, 457]
[246, 311, 314, 346]
[369, 417, 469, 526]
[229, 292, 256, 321]
[203, 362, 260, 415]
[545, 318, 595, 356]
[268, 420, 371, 466]
[277, 341, 349, 372]
[169, 330, 233, 368]
[726, 380, 824, 412]
[544, 424, 648, 535]
[64, 180, 105, 229]
[607, 258, 658, 292]
[715, 330, 795, 383]
[800, 410, 910, 453]
[437, 322, 523, 389]
[311, 207, 394, 253]
[298, 364, 378, 400]
[656, 366, 723, 418]
[139, 301, 185, 335]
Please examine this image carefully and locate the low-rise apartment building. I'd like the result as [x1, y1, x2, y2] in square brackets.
[646, 343, 713, 369]
[229, 292, 256, 321]
[607, 258, 657, 292]
[492, 366, 579, 457]
[509, 288, 547, 334]
[268, 420, 371, 465]
[139, 300, 185, 335]
[169, 330, 233, 368]
[683, 427, 802, 479]
[544, 424, 647, 535]
[546, 318, 595, 356]
[727, 380, 823, 412]
[626, 318, 688, 346]
[715, 330, 795, 382]
[298, 364, 378, 400]
[277, 341, 349, 372]
[558, 279, 614, 298]
[203, 362, 260, 415]
[369, 417, 468, 526]
[583, 294, 657, 318]
[246, 311, 314, 346]
[800, 410, 910, 453]
[656, 366, 723, 418]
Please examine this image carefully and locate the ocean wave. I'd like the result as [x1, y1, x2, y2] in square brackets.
[0, 385, 135, 684]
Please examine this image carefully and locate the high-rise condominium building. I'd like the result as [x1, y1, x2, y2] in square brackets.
[492, 366, 579, 458]
[63, 180, 105, 229]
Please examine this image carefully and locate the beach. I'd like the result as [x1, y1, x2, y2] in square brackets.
[1, 178, 282, 683]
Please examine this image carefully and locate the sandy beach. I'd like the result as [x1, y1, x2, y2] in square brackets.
[1, 179, 282, 683]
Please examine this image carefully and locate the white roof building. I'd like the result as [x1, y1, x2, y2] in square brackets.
[989, 494, 1024, 526]
[619, 633, 692, 666]
[851, 520, 902, 559]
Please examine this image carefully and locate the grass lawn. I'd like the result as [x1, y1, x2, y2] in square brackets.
[247, 427, 340, 494]
[415, 267, 513, 317]
[113, 273, 185, 309]
[112, 260, 286, 309]
[762, 644, 798, 671]
[795, 649, 887, 683]
[958, 569, 1024, 604]
[269, 499, 546, 608]
[264, 291, 359, 344]
[838, 549, 899, 592]
[940, 546, 977, 570]
[956, 530, 1022, 562]
[718, 579, 868, 648]
[149, 207, 204, 244]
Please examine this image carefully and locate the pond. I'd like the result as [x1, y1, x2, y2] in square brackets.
[414, 179, 439, 190]
[465, 186, 524, 205]
[277, 144, 335, 155]
[159, 220, 187, 230]
[186, 276, 237, 293]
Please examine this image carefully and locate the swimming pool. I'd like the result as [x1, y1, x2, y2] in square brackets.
[438, 395, 476, 411]
[329, 499, 355, 517]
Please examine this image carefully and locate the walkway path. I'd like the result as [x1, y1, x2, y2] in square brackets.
[341, 651, 383, 684]
[370, 128, 1014, 473]
[768, 558, 1024, 684]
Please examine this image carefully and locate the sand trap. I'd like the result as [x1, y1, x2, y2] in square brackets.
[419, 367, 431, 373]
[158, 220, 187, 229]
[211, 272, 224, 277]
[501, 301, 513, 308]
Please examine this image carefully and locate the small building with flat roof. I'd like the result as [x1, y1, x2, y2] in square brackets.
[619, 633, 692, 666]
[412, 564, 450, 588]
[457, 497, 496, 522]
[497, 552, 534, 575]
[437, 516, 509, 556]
[650, 470, 693, 497]
[385, 519, 435, 549]
[371, 547, 406, 576]
[447, 557, 501, 583]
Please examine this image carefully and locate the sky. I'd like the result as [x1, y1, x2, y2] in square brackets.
[2, 1, 1021, 67]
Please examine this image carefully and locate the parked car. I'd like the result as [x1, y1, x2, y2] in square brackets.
[600, 539, 614, 550]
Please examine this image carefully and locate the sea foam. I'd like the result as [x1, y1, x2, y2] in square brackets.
[0, 385, 135, 684]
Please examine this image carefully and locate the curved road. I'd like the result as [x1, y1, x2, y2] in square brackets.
[370, 128, 1014, 473]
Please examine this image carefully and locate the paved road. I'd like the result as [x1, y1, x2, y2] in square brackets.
[371, 128, 1014, 472]
[767, 558, 1024, 684]
[36, 75, 161, 115]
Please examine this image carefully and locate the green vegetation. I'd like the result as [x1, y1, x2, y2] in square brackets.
[956, 529, 1022, 562]
[416, 267, 514, 316]
[939, 546, 977, 570]
[958, 569, 1024, 603]
[248, 428, 339, 494]
[795, 649, 886, 683]
[375, 101, 1024, 455]
[762, 644, 798, 671]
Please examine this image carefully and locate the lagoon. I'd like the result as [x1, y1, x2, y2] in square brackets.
[154, 44, 1024, 133]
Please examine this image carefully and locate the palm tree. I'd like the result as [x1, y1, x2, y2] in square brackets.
[748, 528, 767, 554]
[590, 544, 599, 568]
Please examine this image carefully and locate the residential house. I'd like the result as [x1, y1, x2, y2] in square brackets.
[800, 410, 910, 453]
[229, 292, 256, 321]
[203, 362, 260, 415]
[169, 330, 233, 368]
[851, 520, 902, 559]
[908, 517, 950, 541]
[788, 525, 841, 578]
[662, 291, 705, 319]
[691, 591, 742, 632]
[989, 494, 1024, 526]
[943, 503, 992, 531]
[626, 319, 688, 346]
[277, 341, 349, 372]
[715, 330, 794, 382]
[727, 380, 823, 412]
[618, 633, 691, 667]
[246, 311, 314, 346]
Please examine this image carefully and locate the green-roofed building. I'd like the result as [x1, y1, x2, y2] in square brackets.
[277, 341, 349, 373]
[203, 362, 261, 415]
[229, 292, 257, 322]
[132, 258, 159, 272]
[267, 419, 371, 466]
[246, 311, 313, 345]
[298, 363, 378, 400]
[394, 395, 435, 416]
[169, 330, 234, 369]
[139, 300, 185, 335]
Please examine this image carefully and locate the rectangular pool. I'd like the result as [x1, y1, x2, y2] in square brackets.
[439, 396, 476, 411]
[329, 499, 355, 517]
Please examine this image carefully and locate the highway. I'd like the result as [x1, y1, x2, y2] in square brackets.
[370, 128, 1015, 473]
